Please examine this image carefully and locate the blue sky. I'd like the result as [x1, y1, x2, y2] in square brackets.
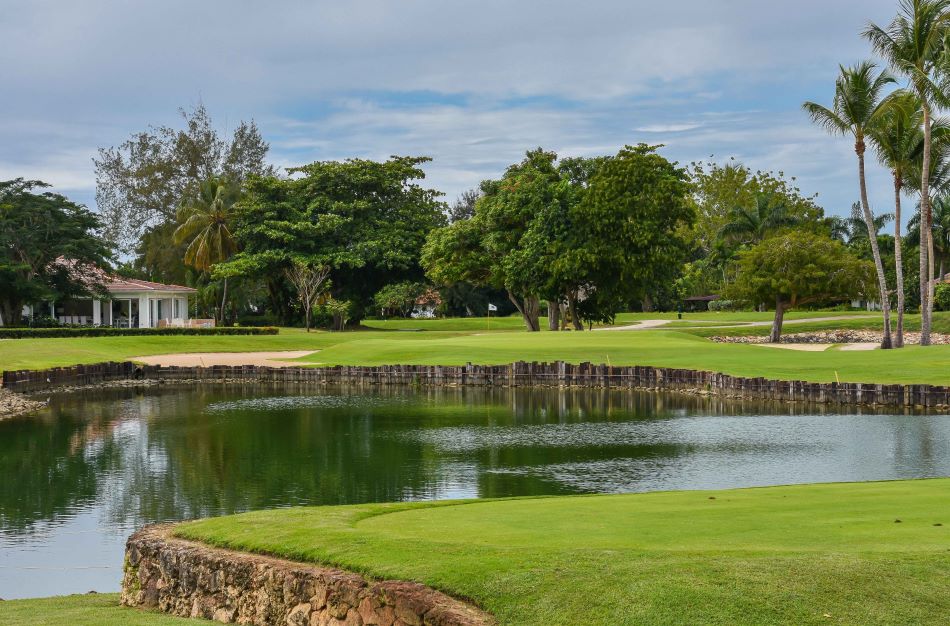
[0, 0, 912, 221]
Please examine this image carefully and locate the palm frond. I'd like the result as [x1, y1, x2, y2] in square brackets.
[802, 102, 849, 135]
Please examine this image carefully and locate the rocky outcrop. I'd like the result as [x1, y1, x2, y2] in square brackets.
[710, 330, 950, 345]
[121, 525, 492, 626]
[0, 387, 45, 420]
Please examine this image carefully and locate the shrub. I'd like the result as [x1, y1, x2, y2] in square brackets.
[0, 327, 279, 339]
[934, 284, 950, 312]
[708, 299, 739, 312]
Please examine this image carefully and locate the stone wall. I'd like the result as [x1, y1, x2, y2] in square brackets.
[122, 525, 492, 626]
[4, 360, 950, 408]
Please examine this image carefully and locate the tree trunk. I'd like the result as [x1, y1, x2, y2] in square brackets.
[929, 230, 936, 314]
[641, 293, 654, 313]
[893, 173, 905, 348]
[523, 295, 541, 332]
[0, 299, 23, 327]
[921, 105, 933, 345]
[304, 305, 311, 332]
[507, 290, 540, 332]
[856, 142, 893, 349]
[770, 297, 786, 343]
[567, 290, 583, 331]
[219, 277, 229, 325]
[547, 300, 559, 331]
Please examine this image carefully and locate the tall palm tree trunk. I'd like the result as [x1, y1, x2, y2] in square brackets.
[929, 228, 936, 310]
[219, 276, 228, 325]
[893, 174, 905, 348]
[857, 142, 893, 349]
[921, 105, 933, 345]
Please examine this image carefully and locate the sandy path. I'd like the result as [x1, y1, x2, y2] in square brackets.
[133, 351, 316, 367]
[836, 342, 879, 351]
[753, 343, 830, 352]
[597, 315, 874, 332]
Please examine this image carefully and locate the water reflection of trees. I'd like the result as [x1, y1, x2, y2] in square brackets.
[0, 384, 945, 535]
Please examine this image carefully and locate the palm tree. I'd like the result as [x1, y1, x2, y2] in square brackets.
[174, 176, 241, 323]
[909, 194, 950, 281]
[869, 91, 925, 346]
[845, 202, 895, 242]
[803, 62, 895, 349]
[864, 0, 950, 345]
[717, 193, 800, 246]
[903, 113, 950, 321]
[826, 215, 851, 243]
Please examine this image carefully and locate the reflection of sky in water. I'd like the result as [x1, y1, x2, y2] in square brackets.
[0, 385, 947, 599]
[205, 394, 403, 413]
[406, 414, 950, 492]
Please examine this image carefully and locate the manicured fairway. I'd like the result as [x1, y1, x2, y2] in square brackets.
[0, 593, 204, 625]
[299, 329, 950, 385]
[175, 479, 950, 626]
[3, 312, 950, 385]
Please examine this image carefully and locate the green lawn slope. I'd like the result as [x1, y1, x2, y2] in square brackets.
[174, 479, 950, 626]
[4, 311, 950, 385]
[0, 594, 205, 626]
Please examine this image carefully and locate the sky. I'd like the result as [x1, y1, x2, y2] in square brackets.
[0, 0, 912, 221]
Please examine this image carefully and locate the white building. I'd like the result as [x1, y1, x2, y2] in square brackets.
[17, 276, 200, 328]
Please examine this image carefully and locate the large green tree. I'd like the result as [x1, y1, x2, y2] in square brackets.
[724, 231, 874, 343]
[0, 179, 111, 326]
[566, 144, 693, 324]
[865, 0, 950, 344]
[685, 160, 825, 296]
[422, 150, 612, 331]
[424, 150, 565, 331]
[218, 156, 445, 328]
[803, 61, 896, 349]
[94, 104, 272, 267]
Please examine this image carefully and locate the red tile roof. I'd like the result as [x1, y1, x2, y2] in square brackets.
[103, 276, 197, 294]
[54, 257, 197, 294]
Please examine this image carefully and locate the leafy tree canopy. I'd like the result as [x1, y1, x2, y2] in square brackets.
[0, 179, 112, 326]
[723, 230, 874, 341]
[688, 159, 824, 256]
[217, 156, 445, 325]
[567, 144, 694, 325]
[95, 103, 273, 250]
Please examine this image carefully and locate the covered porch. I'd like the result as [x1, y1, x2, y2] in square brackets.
[48, 293, 195, 328]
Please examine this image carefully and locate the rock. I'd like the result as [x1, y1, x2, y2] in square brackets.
[287, 602, 312, 625]
[710, 330, 950, 346]
[121, 525, 491, 626]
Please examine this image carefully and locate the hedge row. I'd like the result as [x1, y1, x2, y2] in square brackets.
[0, 326, 279, 339]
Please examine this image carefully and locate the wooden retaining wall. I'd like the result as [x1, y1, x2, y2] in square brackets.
[3, 360, 949, 408]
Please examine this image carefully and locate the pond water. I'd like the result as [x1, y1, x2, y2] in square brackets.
[1, 384, 948, 599]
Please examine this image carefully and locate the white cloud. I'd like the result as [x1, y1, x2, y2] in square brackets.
[634, 124, 704, 133]
[0, 0, 905, 218]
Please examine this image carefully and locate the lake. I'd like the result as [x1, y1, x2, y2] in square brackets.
[1, 384, 948, 599]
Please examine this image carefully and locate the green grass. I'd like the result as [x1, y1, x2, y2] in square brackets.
[4, 311, 950, 385]
[0, 594, 204, 625]
[174, 479, 950, 626]
[295, 328, 950, 385]
[0, 327, 466, 371]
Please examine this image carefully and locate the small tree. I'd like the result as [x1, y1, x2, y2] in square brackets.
[324, 298, 351, 331]
[724, 231, 874, 343]
[374, 282, 427, 317]
[284, 261, 330, 332]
